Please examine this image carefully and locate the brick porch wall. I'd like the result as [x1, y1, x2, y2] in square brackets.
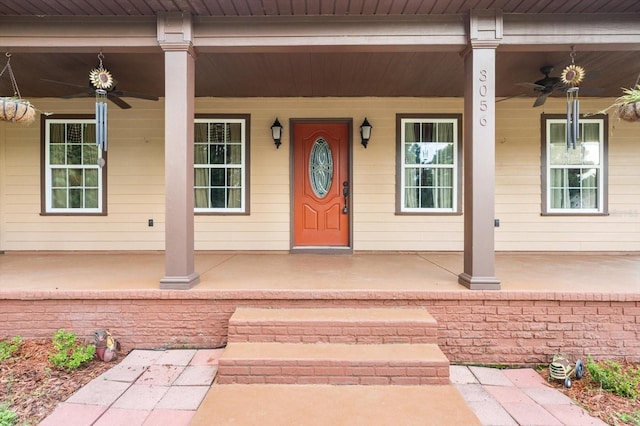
[0, 290, 638, 366]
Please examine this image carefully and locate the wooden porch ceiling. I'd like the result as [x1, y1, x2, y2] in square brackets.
[1, 0, 639, 16]
[0, 1, 639, 100]
[1, 50, 638, 100]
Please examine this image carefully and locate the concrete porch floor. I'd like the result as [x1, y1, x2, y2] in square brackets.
[0, 251, 639, 293]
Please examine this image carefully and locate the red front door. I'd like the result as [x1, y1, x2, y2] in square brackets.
[293, 122, 350, 247]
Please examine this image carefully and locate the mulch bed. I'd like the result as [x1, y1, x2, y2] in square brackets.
[538, 365, 640, 426]
[0, 339, 121, 425]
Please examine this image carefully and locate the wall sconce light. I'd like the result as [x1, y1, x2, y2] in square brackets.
[360, 117, 372, 148]
[271, 118, 283, 149]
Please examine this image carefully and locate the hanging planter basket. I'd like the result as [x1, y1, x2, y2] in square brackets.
[0, 97, 36, 124]
[617, 101, 640, 122]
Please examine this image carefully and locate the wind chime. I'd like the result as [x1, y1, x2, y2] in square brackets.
[89, 53, 114, 165]
[561, 47, 586, 149]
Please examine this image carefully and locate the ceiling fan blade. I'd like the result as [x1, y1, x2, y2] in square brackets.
[496, 94, 528, 103]
[41, 78, 89, 89]
[112, 90, 159, 101]
[533, 93, 550, 107]
[516, 82, 545, 90]
[107, 94, 132, 109]
[61, 92, 92, 99]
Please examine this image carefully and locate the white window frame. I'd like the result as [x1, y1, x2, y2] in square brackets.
[543, 116, 607, 215]
[398, 116, 461, 214]
[43, 117, 104, 214]
[194, 116, 248, 214]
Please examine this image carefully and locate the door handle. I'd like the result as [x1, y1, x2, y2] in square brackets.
[342, 181, 349, 214]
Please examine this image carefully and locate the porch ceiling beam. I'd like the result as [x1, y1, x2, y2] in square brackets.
[0, 16, 159, 53]
[192, 15, 467, 53]
[500, 13, 640, 52]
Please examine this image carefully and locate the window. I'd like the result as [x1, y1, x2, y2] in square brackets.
[542, 115, 608, 214]
[396, 114, 462, 214]
[194, 115, 250, 214]
[42, 116, 106, 214]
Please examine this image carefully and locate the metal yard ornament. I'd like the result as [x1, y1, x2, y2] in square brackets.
[562, 48, 585, 150]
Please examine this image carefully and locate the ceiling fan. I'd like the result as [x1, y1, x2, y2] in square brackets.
[41, 54, 158, 109]
[516, 66, 566, 107]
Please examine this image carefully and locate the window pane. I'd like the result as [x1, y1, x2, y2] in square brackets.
[404, 144, 420, 165]
[50, 145, 65, 165]
[210, 188, 225, 208]
[435, 123, 454, 143]
[67, 145, 82, 165]
[549, 141, 566, 165]
[582, 141, 600, 165]
[421, 168, 433, 186]
[228, 123, 242, 142]
[66, 124, 83, 143]
[227, 145, 241, 164]
[404, 188, 419, 208]
[194, 123, 208, 142]
[50, 124, 65, 143]
[209, 145, 225, 164]
[195, 145, 208, 164]
[83, 144, 98, 165]
[405, 123, 420, 143]
[550, 188, 565, 209]
[228, 168, 241, 187]
[68, 169, 83, 187]
[437, 168, 454, 188]
[420, 188, 434, 208]
[52, 169, 67, 187]
[84, 123, 96, 143]
[194, 168, 208, 186]
[581, 188, 598, 209]
[227, 188, 241, 208]
[85, 189, 98, 208]
[52, 189, 67, 208]
[436, 143, 454, 164]
[566, 146, 582, 165]
[210, 169, 225, 186]
[209, 124, 225, 142]
[405, 168, 420, 186]
[85, 169, 98, 187]
[69, 189, 82, 208]
[194, 188, 209, 208]
[438, 188, 453, 208]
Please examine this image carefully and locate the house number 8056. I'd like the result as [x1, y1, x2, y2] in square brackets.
[479, 69, 488, 127]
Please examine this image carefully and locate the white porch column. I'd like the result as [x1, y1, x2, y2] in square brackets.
[158, 13, 200, 289]
[458, 10, 502, 290]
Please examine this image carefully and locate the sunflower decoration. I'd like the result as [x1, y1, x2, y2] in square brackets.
[561, 64, 586, 87]
[89, 67, 114, 91]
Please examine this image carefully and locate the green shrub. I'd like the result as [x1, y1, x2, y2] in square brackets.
[0, 403, 18, 426]
[586, 356, 640, 400]
[616, 410, 640, 426]
[0, 337, 21, 362]
[48, 329, 95, 371]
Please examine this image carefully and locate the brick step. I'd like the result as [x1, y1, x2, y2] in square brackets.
[227, 307, 438, 344]
[217, 342, 449, 385]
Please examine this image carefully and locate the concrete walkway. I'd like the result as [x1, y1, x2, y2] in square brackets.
[40, 349, 607, 426]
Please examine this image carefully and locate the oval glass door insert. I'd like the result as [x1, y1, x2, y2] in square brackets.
[309, 138, 333, 198]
